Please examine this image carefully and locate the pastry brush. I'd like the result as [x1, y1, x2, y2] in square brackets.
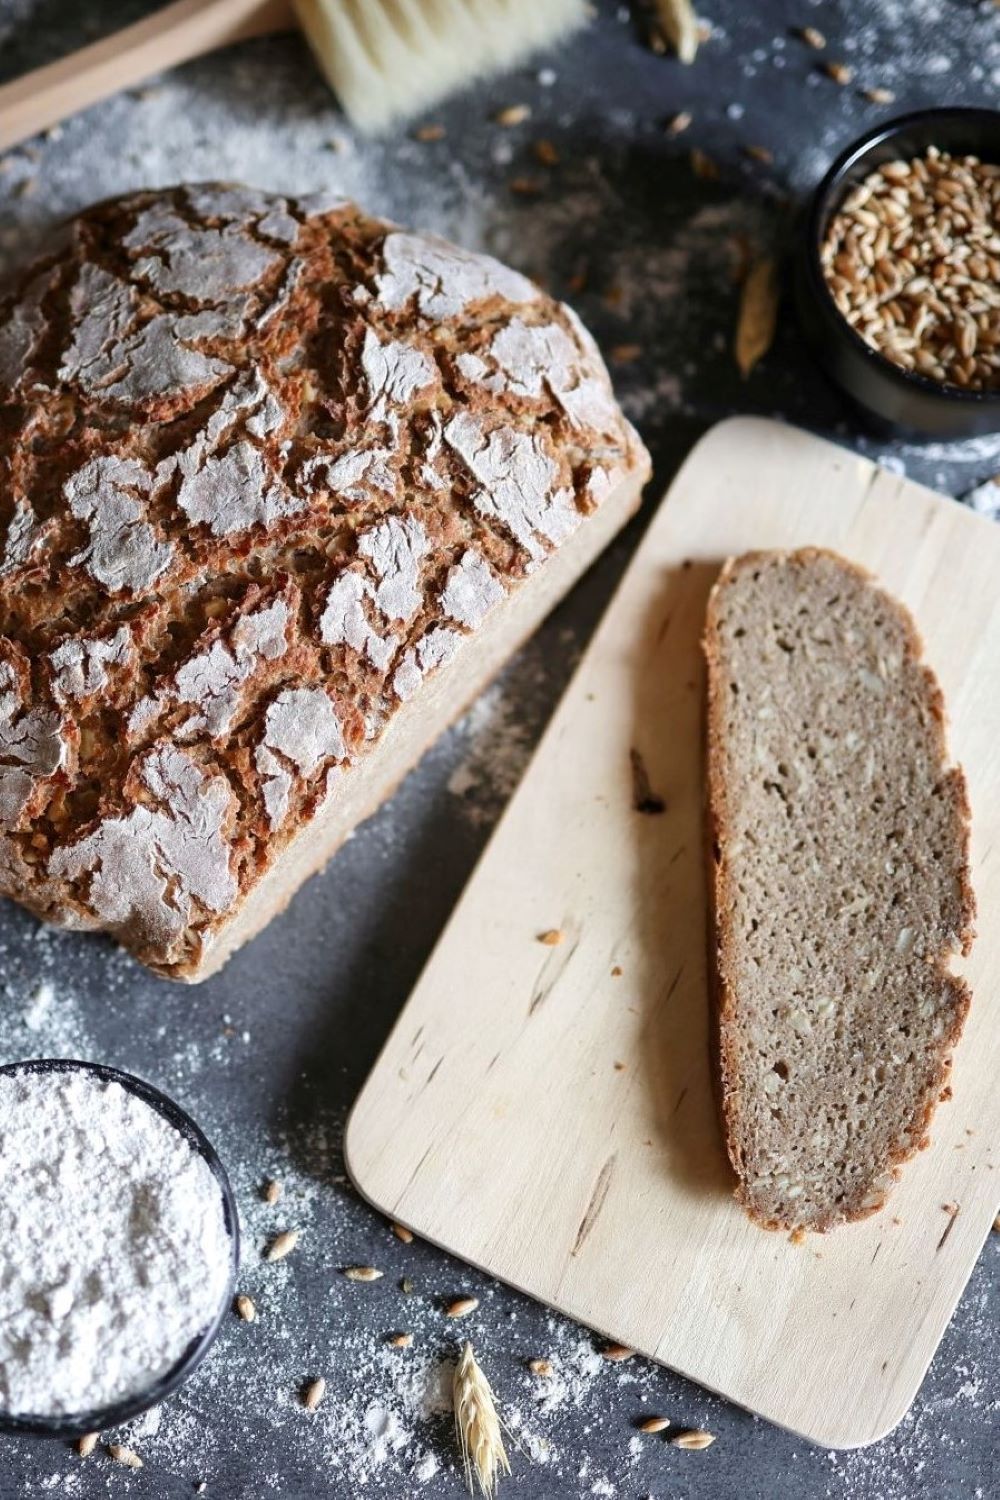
[295, 0, 587, 132]
[0, 0, 587, 153]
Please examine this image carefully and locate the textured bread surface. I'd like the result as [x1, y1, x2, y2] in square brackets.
[0, 183, 649, 979]
[704, 549, 975, 1232]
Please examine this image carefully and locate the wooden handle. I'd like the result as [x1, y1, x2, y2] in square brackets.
[0, 0, 295, 154]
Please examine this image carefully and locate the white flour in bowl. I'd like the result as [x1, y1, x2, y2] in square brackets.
[0, 1066, 232, 1417]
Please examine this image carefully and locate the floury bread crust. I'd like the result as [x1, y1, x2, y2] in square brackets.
[0, 185, 649, 980]
[704, 549, 975, 1232]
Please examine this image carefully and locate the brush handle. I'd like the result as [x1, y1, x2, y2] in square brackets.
[0, 0, 295, 154]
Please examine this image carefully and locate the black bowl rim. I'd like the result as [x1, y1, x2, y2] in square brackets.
[804, 105, 1000, 409]
[0, 1058, 239, 1440]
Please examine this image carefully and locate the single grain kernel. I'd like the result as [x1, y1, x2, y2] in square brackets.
[108, 1444, 143, 1469]
[637, 1415, 671, 1433]
[343, 1266, 383, 1282]
[264, 1229, 299, 1262]
[670, 1429, 716, 1450]
[528, 1358, 553, 1376]
[235, 1293, 257, 1322]
[302, 1377, 327, 1410]
[391, 1223, 414, 1244]
[445, 1296, 480, 1318]
[76, 1433, 99, 1458]
[538, 929, 564, 946]
[602, 1343, 635, 1362]
[389, 1332, 414, 1347]
[690, 148, 719, 180]
[496, 104, 531, 127]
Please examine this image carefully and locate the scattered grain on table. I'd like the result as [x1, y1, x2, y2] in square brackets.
[446, 1296, 480, 1319]
[734, 256, 780, 378]
[265, 1229, 299, 1262]
[671, 1429, 716, 1450]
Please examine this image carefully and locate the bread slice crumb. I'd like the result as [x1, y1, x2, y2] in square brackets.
[704, 548, 975, 1232]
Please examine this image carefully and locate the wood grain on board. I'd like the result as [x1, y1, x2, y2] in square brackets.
[346, 417, 1000, 1448]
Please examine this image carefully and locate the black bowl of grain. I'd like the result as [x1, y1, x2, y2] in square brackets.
[797, 108, 1000, 437]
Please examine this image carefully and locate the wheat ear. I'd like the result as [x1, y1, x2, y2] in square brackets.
[453, 1341, 512, 1498]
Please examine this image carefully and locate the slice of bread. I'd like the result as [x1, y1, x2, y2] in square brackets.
[704, 548, 975, 1232]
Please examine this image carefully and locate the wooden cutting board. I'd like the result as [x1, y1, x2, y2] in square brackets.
[346, 417, 1000, 1449]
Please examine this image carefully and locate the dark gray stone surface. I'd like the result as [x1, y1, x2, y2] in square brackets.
[0, 2, 997, 1495]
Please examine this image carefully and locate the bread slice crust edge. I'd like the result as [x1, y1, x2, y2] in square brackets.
[703, 546, 976, 1233]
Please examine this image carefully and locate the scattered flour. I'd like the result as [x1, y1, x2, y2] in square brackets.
[0, 0, 996, 1492]
[446, 679, 536, 822]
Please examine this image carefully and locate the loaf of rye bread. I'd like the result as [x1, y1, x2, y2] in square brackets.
[704, 549, 975, 1232]
[0, 184, 649, 981]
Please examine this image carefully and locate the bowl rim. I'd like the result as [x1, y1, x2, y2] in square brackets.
[0, 1057, 239, 1440]
[804, 105, 1000, 409]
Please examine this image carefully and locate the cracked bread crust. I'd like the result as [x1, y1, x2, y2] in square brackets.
[0, 183, 648, 979]
[704, 548, 975, 1233]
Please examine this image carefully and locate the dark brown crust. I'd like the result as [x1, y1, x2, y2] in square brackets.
[0, 183, 649, 977]
[702, 546, 976, 1233]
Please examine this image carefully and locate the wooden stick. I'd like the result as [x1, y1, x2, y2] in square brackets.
[0, 0, 295, 154]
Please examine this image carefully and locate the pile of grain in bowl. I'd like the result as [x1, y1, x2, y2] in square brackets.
[820, 145, 1000, 391]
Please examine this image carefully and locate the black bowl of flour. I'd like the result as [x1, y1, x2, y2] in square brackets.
[0, 1059, 239, 1440]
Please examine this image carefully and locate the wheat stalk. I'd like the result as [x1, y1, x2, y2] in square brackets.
[654, 0, 699, 63]
[453, 1342, 512, 1498]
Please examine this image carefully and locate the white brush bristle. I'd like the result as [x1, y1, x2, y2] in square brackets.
[294, 0, 587, 133]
